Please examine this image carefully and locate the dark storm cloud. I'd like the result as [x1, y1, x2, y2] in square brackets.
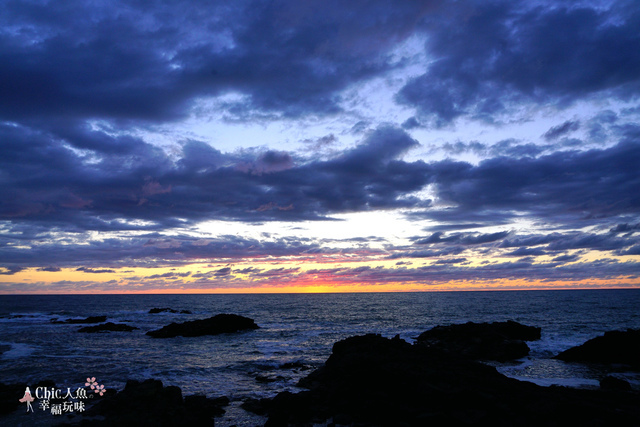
[2, 0, 637, 128]
[0, 124, 428, 231]
[426, 140, 640, 224]
[37, 267, 62, 272]
[551, 254, 580, 264]
[0, 0, 432, 123]
[433, 258, 467, 264]
[587, 110, 619, 142]
[397, 1, 640, 125]
[438, 139, 553, 159]
[0, 266, 24, 275]
[147, 271, 192, 279]
[2, 122, 638, 270]
[413, 231, 509, 245]
[214, 267, 232, 277]
[543, 120, 581, 141]
[296, 258, 640, 286]
[387, 246, 466, 259]
[424, 223, 486, 232]
[76, 267, 116, 274]
[619, 245, 640, 255]
[501, 231, 640, 254]
[0, 233, 331, 271]
[504, 247, 548, 257]
[610, 223, 640, 234]
[401, 117, 422, 130]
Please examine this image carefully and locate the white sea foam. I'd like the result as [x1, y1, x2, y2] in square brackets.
[0, 312, 56, 323]
[0, 342, 36, 359]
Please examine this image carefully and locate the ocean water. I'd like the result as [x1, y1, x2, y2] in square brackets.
[1, 289, 639, 425]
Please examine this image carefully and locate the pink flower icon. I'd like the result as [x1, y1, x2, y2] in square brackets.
[94, 384, 105, 396]
[85, 377, 97, 388]
[85, 376, 107, 396]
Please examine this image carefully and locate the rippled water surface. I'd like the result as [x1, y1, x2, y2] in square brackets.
[1, 289, 639, 425]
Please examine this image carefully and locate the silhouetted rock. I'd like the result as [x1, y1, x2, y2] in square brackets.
[416, 320, 541, 361]
[184, 394, 229, 417]
[554, 329, 640, 369]
[600, 376, 632, 391]
[51, 316, 107, 324]
[253, 333, 640, 426]
[148, 307, 192, 314]
[0, 380, 56, 415]
[280, 361, 312, 371]
[74, 379, 225, 425]
[78, 322, 138, 333]
[241, 397, 269, 415]
[146, 314, 259, 338]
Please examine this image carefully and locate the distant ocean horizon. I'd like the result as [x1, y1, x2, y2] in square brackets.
[2, 289, 639, 425]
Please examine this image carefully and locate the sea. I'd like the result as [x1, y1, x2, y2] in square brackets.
[1, 289, 639, 426]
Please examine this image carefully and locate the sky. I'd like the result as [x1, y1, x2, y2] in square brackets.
[1, 0, 639, 294]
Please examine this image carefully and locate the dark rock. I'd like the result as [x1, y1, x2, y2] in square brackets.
[554, 329, 640, 369]
[0, 380, 57, 415]
[241, 397, 270, 416]
[184, 394, 229, 417]
[257, 333, 640, 426]
[0, 382, 27, 415]
[254, 374, 285, 383]
[75, 379, 220, 425]
[280, 361, 311, 371]
[416, 320, 541, 361]
[146, 314, 259, 338]
[149, 307, 192, 315]
[600, 376, 632, 391]
[149, 307, 178, 314]
[78, 322, 138, 333]
[51, 315, 107, 324]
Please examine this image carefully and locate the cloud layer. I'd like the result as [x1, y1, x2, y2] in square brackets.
[1, 0, 639, 291]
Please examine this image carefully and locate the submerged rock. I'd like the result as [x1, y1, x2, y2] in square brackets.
[416, 320, 541, 361]
[51, 316, 107, 324]
[148, 307, 192, 314]
[554, 328, 640, 369]
[253, 333, 640, 426]
[146, 314, 259, 338]
[78, 322, 138, 333]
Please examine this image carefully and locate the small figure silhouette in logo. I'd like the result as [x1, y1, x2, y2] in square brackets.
[19, 386, 35, 412]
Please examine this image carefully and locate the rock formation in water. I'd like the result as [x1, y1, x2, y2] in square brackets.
[146, 314, 259, 338]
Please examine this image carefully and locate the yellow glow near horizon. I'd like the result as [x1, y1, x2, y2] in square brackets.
[2, 250, 639, 294]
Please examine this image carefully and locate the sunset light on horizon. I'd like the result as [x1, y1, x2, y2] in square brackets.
[1, 0, 639, 294]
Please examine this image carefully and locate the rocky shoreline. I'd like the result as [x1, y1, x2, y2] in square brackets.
[2, 320, 639, 426]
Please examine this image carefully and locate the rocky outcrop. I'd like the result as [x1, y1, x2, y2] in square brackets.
[554, 329, 640, 369]
[0, 380, 56, 415]
[78, 322, 139, 333]
[51, 316, 107, 324]
[600, 376, 633, 391]
[77, 379, 228, 425]
[252, 334, 640, 426]
[416, 320, 541, 361]
[146, 314, 259, 338]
